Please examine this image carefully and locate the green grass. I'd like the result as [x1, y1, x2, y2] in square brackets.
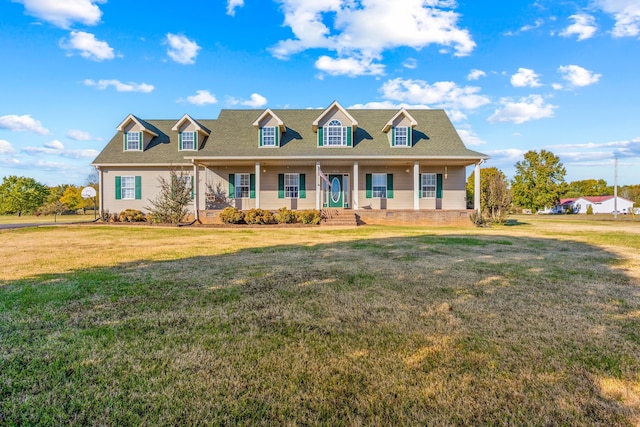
[0, 213, 96, 224]
[1, 218, 640, 425]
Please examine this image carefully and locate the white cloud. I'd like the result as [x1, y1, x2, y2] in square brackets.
[185, 90, 218, 106]
[0, 114, 50, 135]
[67, 129, 100, 141]
[488, 95, 557, 124]
[60, 31, 115, 61]
[14, 0, 104, 28]
[467, 69, 486, 81]
[23, 140, 99, 158]
[402, 58, 418, 70]
[380, 78, 491, 112]
[457, 128, 487, 146]
[0, 140, 15, 155]
[557, 65, 601, 87]
[487, 148, 528, 162]
[315, 55, 385, 77]
[228, 93, 268, 108]
[270, 0, 475, 76]
[505, 18, 545, 36]
[227, 0, 244, 16]
[510, 68, 542, 88]
[165, 33, 201, 65]
[83, 79, 154, 93]
[560, 14, 597, 41]
[594, 0, 640, 37]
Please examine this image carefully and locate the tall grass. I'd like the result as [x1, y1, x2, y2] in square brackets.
[1, 218, 639, 425]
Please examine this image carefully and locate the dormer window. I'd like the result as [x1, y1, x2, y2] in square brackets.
[394, 126, 410, 147]
[324, 120, 347, 146]
[180, 131, 196, 151]
[125, 132, 141, 151]
[261, 126, 277, 147]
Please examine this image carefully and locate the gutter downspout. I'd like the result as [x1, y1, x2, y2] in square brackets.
[474, 160, 483, 214]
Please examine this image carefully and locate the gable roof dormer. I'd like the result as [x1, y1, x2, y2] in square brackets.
[117, 114, 159, 151]
[171, 114, 210, 151]
[381, 108, 418, 133]
[312, 101, 358, 132]
[171, 114, 211, 136]
[252, 108, 286, 132]
[117, 114, 159, 137]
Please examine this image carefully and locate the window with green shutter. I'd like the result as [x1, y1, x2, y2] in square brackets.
[180, 131, 196, 151]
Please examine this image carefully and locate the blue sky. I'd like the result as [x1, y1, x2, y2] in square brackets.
[1, 0, 639, 186]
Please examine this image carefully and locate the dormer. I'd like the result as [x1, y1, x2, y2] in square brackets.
[117, 114, 159, 152]
[171, 114, 210, 151]
[313, 101, 358, 147]
[382, 108, 418, 147]
[252, 108, 285, 148]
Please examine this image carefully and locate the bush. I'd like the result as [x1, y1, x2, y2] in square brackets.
[297, 209, 321, 225]
[118, 209, 146, 222]
[274, 207, 296, 224]
[220, 207, 245, 224]
[469, 211, 485, 227]
[586, 205, 594, 215]
[244, 208, 274, 225]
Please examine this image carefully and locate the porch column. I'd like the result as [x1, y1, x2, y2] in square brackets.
[97, 166, 103, 218]
[353, 162, 359, 210]
[413, 161, 420, 210]
[474, 161, 481, 214]
[316, 162, 321, 210]
[193, 162, 200, 222]
[255, 162, 261, 209]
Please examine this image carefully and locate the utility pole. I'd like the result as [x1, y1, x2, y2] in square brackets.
[614, 156, 618, 219]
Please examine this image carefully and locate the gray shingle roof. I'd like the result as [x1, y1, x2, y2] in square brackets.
[92, 108, 488, 165]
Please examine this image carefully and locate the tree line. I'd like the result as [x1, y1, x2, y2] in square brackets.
[467, 149, 638, 222]
[0, 175, 98, 220]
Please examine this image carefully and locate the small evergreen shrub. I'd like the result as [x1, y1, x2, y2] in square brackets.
[586, 205, 594, 215]
[244, 208, 274, 224]
[118, 209, 146, 222]
[274, 207, 296, 224]
[297, 209, 321, 225]
[220, 207, 245, 224]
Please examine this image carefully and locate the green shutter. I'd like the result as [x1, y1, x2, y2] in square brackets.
[249, 174, 255, 199]
[407, 127, 412, 147]
[139, 132, 143, 150]
[191, 176, 195, 198]
[299, 174, 306, 199]
[123, 134, 126, 151]
[387, 174, 394, 199]
[193, 132, 197, 150]
[179, 132, 183, 150]
[318, 127, 323, 147]
[229, 174, 235, 199]
[436, 174, 443, 199]
[275, 128, 279, 147]
[135, 176, 142, 200]
[115, 176, 122, 200]
[391, 127, 395, 147]
[278, 174, 284, 199]
[418, 174, 422, 199]
[347, 127, 352, 147]
[365, 174, 372, 199]
[259, 128, 263, 147]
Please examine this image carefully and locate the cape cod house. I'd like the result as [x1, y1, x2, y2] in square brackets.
[92, 101, 489, 225]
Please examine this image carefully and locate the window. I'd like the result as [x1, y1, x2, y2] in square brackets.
[261, 127, 276, 147]
[121, 176, 136, 199]
[324, 119, 347, 146]
[421, 173, 436, 198]
[181, 131, 195, 150]
[285, 173, 299, 198]
[125, 132, 141, 151]
[235, 173, 250, 198]
[173, 175, 193, 198]
[372, 173, 387, 198]
[394, 126, 409, 146]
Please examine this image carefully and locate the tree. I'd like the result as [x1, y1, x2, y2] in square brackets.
[467, 167, 512, 223]
[145, 168, 193, 223]
[565, 179, 611, 198]
[0, 175, 49, 216]
[620, 185, 640, 206]
[511, 150, 567, 212]
[40, 200, 67, 222]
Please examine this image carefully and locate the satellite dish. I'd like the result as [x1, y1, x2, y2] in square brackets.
[81, 186, 97, 199]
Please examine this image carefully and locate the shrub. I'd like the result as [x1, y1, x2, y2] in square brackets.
[469, 211, 485, 227]
[297, 209, 321, 225]
[220, 207, 245, 224]
[118, 209, 146, 222]
[586, 205, 594, 215]
[244, 208, 274, 225]
[274, 207, 296, 224]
